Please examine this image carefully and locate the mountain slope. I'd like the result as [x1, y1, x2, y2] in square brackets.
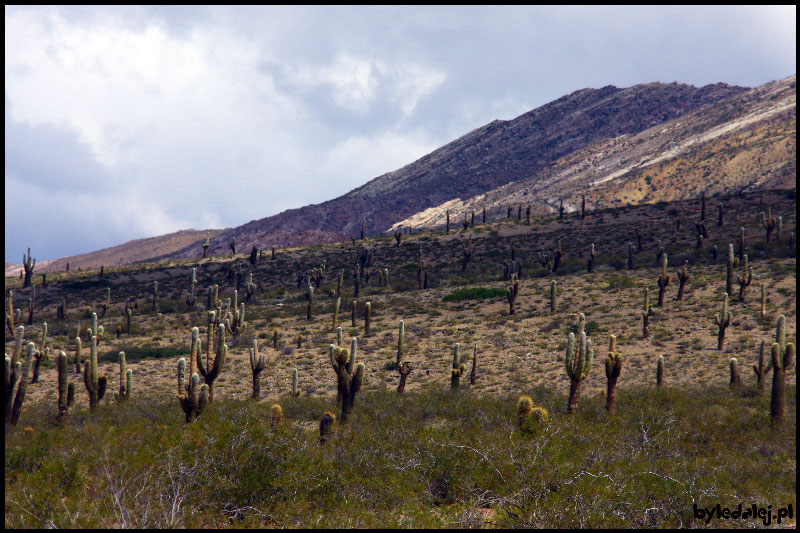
[389, 75, 795, 230]
[181, 80, 746, 257]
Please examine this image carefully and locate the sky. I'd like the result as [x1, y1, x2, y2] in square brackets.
[5, 5, 796, 263]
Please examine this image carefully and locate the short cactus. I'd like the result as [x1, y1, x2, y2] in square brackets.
[656, 355, 664, 386]
[270, 404, 283, 427]
[319, 410, 336, 443]
[249, 339, 267, 399]
[450, 343, 466, 390]
[518, 396, 549, 433]
[729, 357, 741, 392]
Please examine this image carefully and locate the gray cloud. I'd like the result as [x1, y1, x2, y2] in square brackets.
[4, 5, 795, 262]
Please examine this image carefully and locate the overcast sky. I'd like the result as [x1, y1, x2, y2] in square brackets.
[5, 5, 796, 263]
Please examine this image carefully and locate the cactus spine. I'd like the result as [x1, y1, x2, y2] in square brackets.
[715, 293, 733, 351]
[83, 335, 107, 410]
[249, 339, 266, 399]
[565, 313, 593, 413]
[450, 343, 466, 390]
[604, 334, 623, 412]
[656, 251, 670, 307]
[329, 340, 365, 423]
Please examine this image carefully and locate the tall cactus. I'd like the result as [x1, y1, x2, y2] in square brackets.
[396, 320, 405, 366]
[22, 248, 35, 288]
[56, 351, 75, 420]
[83, 335, 107, 410]
[725, 244, 735, 297]
[604, 335, 623, 412]
[198, 324, 226, 402]
[332, 297, 341, 332]
[642, 287, 652, 339]
[249, 339, 266, 399]
[761, 208, 777, 242]
[177, 359, 208, 423]
[364, 302, 371, 336]
[565, 313, 593, 413]
[676, 261, 690, 301]
[470, 342, 478, 385]
[587, 243, 596, 273]
[769, 316, 794, 425]
[737, 255, 752, 302]
[114, 352, 132, 402]
[7, 342, 35, 426]
[656, 355, 664, 386]
[715, 293, 733, 351]
[329, 341, 365, 423]
[187, 268, 197, 309]
[656, 252, 670, 307]
[752, 340, 770, 393]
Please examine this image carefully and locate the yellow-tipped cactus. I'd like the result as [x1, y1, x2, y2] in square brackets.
[270, 403, 283, 427]
[517, 395, 549, 433]
[450, 343, 466, 390]
[329, 340, 365, 423]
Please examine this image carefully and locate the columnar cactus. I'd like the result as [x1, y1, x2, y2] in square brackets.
[202, 231, 210, 258]
[329, 341, 365, 423]
[737, 255, 752, 302]
[332, 297, 341, 332]
[587, 243, 596, 273]
[7, 342, 35, 426]
[604, 335, 623, 412]
[114, 352, 132, 402]
[126, 308, 132, 335]
[74, 336, 82, 373]
[292, 368, 300, 398]
[6, 290, 15, 334]
[198, 323, 226, 403]
[761, 208, 776, 242]
[656, 252, 670, 307]
[729, 357, 741, 391]
[470, 342, 478, 385]
[364, 302, 371, 336]
[31, 322, 48, 384]
[760, 282, 767, 319]
[177, 360, 209, 423]
[397, 361, 413, 393]
[450, 343, 466, 390]
[22, 248, 35, 288]
[187, 268, 197, 309]
[56, 351, 75, 420]
[715, 293, 733, 351]
[550, 280, 557, 315]
[770, 315, 794, 424]
[565, 313, 593, 413]
[152, 281, 159, 313]
[5, 327, 26, 423]
[225, 290, 247, 335]
[83, 335, 107, 410]
[725, 244, 735, 296]
[642, 288, 652, 339]
[752, 340, 770, 392]
[656, 355, 664, 386]
[249, 339, 267, 399]
[507, 274, 519, 315]
[396, 320, 405, 366]
[676, 261, 690, 301]
[776, 216, 783, 243]
[417, 247, 424, 290]
[305, 276, 314, 320]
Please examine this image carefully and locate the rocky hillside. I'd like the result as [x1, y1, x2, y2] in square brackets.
[5, 229, 224, 277]
[390, 75, 796, 231]
[177, 80, 747, 257]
